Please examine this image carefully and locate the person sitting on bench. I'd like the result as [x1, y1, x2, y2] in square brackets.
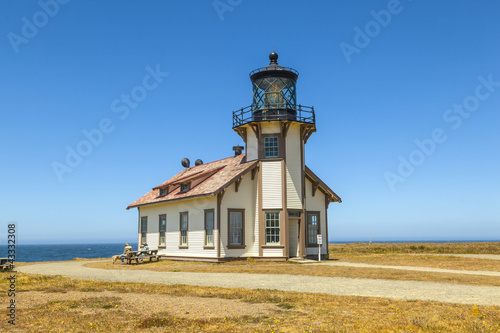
[120, 243, 133, 263]
[139, 243, 149, 262]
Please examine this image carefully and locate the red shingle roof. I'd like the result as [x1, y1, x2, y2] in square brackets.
[127, 154, 257, 210]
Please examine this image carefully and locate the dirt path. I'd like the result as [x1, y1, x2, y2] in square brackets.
[17, 261, 500, 306]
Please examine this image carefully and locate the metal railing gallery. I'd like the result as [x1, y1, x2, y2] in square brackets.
[232, 104, 315, 128]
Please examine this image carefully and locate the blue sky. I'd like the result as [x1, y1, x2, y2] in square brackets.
[1, 0, 499, 244]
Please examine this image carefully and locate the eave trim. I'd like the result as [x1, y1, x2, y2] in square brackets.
[304, 166, 342, 203]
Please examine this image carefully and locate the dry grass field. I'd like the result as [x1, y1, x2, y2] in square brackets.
[334, 253, 500, 271]
[329, 242, 500, 254]
[1, 272, 499, 332]
[2, 242, 499, 332]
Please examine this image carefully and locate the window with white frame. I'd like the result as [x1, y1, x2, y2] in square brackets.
[264, 137, 279, 158]
[180, 212, 188, 246]
[159, 214, 166, 247]
[140, 216, 147, 245]
[265, 212, 280, 244]
[204, 210, 214, 246]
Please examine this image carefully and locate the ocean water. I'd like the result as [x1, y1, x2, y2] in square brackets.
[1, 240, 497, 263]
[1, 243, 138, 263]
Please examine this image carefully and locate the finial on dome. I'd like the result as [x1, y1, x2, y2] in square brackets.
[269, 51, 278, 64]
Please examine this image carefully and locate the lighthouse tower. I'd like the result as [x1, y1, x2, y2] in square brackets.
[233, 51, 322, 258]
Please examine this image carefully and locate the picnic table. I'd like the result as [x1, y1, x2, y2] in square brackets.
[121, 249, 159, 264]
[0, 258, 13, 271]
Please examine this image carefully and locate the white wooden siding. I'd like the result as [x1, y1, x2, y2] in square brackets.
[253, 180, 259, 255]
[305, 176, 326, 208]
[285, 125, 303, 209]
[286, 167, 302, 209]
[138, 213, 159, 250]
[246, 132, 258, 161]
[220, 172, 259, 257]
[305, 177, 328, 255]
[262, 161, 282, 209]
[262, 248, 283, 257]
[261, 123, 281, 134]
[139, 196, 218, 258]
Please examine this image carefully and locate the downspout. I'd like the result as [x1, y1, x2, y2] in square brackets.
[137, 207, 141, 249]
[217, 192, 223, 259]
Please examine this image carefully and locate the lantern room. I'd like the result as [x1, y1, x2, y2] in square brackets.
[250, 51, 298, 115]
[232, 51, 315, 128]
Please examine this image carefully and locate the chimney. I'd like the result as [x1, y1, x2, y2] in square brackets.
[232, 145, 244, 156]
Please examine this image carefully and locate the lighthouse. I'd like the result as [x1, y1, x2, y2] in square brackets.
[128, 51, 340, 261]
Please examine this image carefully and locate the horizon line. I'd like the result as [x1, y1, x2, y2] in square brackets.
[16, 239, 500, 246]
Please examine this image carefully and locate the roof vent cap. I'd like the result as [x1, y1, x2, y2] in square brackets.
[195, 159, 203, 166]
[181, 158, 190, 168]
[233, 145, 244, 156]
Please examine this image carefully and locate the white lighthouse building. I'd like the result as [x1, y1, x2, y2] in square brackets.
[127, 52, 341, 261]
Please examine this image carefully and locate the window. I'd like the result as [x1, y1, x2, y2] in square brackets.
[204, 209, 214, 247]
[265, 212, 280, 244]
[264, 137, 279, 158]
[307, 212, 320, 246]
[140, 216, 147, 245]
[180, 183, 189, 192]
[180, 212, 188, 246]
[159, 214, 166, 247]
[159, 188, 167, 196]
[228, 209, 244, 248]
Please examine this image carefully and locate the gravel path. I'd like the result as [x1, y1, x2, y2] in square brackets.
[17, 261, 500, 307]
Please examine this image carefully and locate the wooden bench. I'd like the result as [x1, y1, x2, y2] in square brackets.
[136, 249, 159, 263]
[0, 258, 14, 271]
[120, 252, 137, 264]
[121, 250, 159, 264]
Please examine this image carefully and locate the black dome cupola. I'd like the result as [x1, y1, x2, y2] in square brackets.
[269, 51, 278, 63]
